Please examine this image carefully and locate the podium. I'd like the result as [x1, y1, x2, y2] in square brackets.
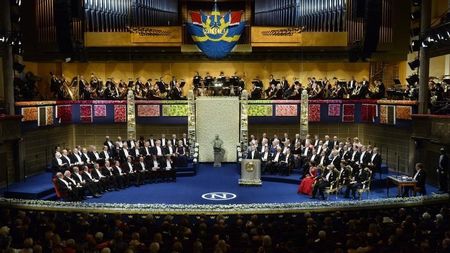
[239, 159, 262, 185]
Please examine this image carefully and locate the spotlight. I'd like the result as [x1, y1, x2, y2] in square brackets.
[412, 0, 421, 6]
[411, 10, 421, 20]
[410, 40, 420, 52]
[408, 59, 420, 70]
[407, 74, 419, 85]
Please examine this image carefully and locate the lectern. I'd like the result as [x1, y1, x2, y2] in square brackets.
[239, 159, 262, 185]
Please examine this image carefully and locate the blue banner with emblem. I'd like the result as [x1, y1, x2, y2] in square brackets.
[187, 6, 245, 59]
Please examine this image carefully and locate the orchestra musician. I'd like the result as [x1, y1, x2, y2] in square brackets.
[193, 71, 202, 96]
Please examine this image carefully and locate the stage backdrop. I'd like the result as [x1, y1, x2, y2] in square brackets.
[196, 97, 240, 162]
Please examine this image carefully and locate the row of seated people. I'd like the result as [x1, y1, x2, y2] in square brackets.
[50, 74, 186, 100]
[250, 76, 386, 100]
[54, 154, 177, 201]
[52, 134, 190, 173]
[48, 71, 389, 101]
[244, 133, 382, 177]
[298, 162, 372, 200]
[1, 203, 449, 252]
[298, 162, 427, 200]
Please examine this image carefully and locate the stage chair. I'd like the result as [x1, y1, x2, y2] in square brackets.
[325, 178, 340, 200]
[357, 170, 373, 200]
[52, 177, 63, 200]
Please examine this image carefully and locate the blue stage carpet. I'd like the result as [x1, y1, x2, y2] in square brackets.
[84, 164, 440, 205]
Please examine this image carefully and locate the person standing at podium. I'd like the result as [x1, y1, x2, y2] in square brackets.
[213, 135, 224, 167]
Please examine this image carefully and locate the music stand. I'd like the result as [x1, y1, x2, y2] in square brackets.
[180, 80, 186, 88]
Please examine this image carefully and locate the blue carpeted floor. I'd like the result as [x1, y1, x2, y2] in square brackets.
[83, 164, 439, 205]
[2, 164, 440, 204]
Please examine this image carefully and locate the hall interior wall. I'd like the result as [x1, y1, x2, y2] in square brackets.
[21, 122, 412, 176]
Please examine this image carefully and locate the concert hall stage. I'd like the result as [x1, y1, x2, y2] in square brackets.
[2, 164, 440, 206]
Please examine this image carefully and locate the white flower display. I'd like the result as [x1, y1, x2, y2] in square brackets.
[0, 195, 447, 215]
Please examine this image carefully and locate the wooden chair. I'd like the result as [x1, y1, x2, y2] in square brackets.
[325, 178, 340, 200]
[357, 170, 373, 200]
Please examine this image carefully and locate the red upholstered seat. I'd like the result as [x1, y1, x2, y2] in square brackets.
[52, 177, 63, 199]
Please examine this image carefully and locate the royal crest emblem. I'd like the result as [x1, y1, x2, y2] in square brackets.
[187, 3, 245, 59]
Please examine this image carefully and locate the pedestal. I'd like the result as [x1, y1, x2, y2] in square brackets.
[239, 159, 262, 186]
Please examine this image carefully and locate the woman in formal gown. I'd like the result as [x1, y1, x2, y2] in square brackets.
[298, 163, 320, 195]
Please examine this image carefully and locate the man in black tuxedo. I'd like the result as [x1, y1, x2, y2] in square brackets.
[331, 136, 339, 150]
[342, 145, 353, 162]
[91, 163, 114, 191]
[181, 133, 189, 147]
[279, 148, 294, 176]
[140, 141, 152, 157]
[99, 145, 111, 163]
[102, 161, 119, 190]
[347, 76, 357, 94]
[312, 165, 336, 200]
[55, 171, 80, 201]
[135, 156, 151, 182]
[72, 166, 101, 197]
[64, 170, 86, 200]
[111, 160, 128, 188]
[82, 165, 106, 193]
[437, 148, 448, 193]
[268, 147, 284, 174]
[87, 146, 102, 165]
[368, 147, 382, 176]
[151, 140, 165, 158]
[329, 150, 341, 170]
[119, 143, 131, 163]
[247, 145, 261, 160]
[140, 141, 153, 165]
[312, 135, 320, 148]
[349, 146, 360, 165]
[403, 163, 427, 196]
[104, 136, 115, 150]
[359, 78, 369, 98]
[161, 154, 176, 182]
[358, 146, 370, 167]
[70, 148, 84, 166]
[123, 156, 142, 186]
[260, 146, 270, 174]
[148, 135, 156, 147]
[165, 141, 176, 158]
[80, 148, 93, 166]
[347, 167, 371, 199]
[171, 134, 178, 148]
[323, 135, 332, 149]
[52, 152, 69, 173]
[160, 134, 167, 147]
[130, 144, 141, 159]
[318, 150, 329, 167]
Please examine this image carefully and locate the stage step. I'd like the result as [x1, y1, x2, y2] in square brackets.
[41, 193, 58, 201]
[176, 171, 196, 177]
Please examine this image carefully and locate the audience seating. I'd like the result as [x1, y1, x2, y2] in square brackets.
[0, 202, 449, 252]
